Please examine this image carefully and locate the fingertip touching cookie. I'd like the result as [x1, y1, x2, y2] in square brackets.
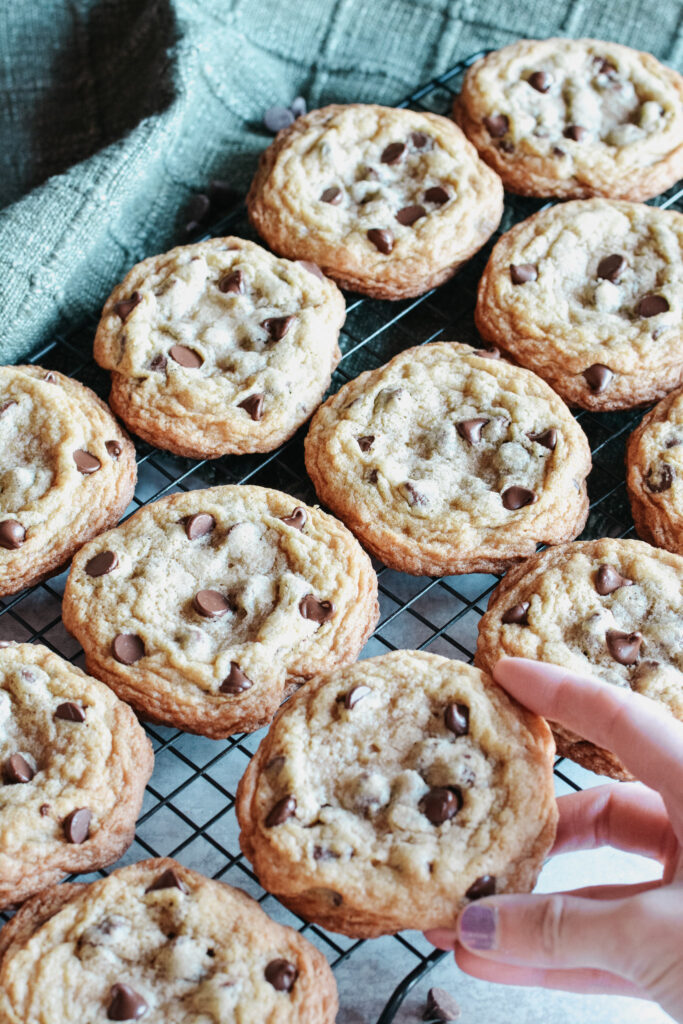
[627, 386, 683, 553]
[247, 104, 504, 299]
[453, 38, 683, 199]
[94, 238, 345, 458]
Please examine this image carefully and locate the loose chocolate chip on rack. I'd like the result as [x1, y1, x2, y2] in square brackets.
[509, 263, 537, 284]
[150, 354, 167, 372]
[266, 795, 296, 827]
[423, 986, 461, 1022]
[55, 702, 86, 722]
[184, 513, 216, 540]
[297, 259, 325, 279]
[105, 440, 122, 459]
[85, 551, 118, 577]
[262, 315, 295, 341]
[457, 418, 489, 444]
[107, 983, 148, 1021]
[0, 520, 25, 550]
[3, 753, 34, 785]
[112, 634, 145, 665]
[320, 186, 342, 204]
[411, 131, 430, 148]
[194, 590, 232, 618]
[637, 294, 669, 317]
[357, 435, 375, 452]
[290, 96, 307, 118]
[299, 595, 334, 623]
[502, 486, 535, 510]
[263, 105, 294, 133]
[444, 702, 469, 736]
[564, 125, 588, 141]
[63, 808, 91, 844]
[344, 685, 372, 709]
[280, 507, 307, 530]
[145, 867, 188, 894]
[583, 364, 612, 392]
[597, 254, 626, 282]
[381, 142, 406, 164]
[396, 204, 426, 226]
[466, 874, 496, 900]
[595, 565, 633, 596]
[238, 393, 265, 421]
[646, 464, 674, 492]
[367, 228, 394, 254]
[73, 450, 101, 475]
[527, 428, 557, 450]
[502, 601, 530, 625]
[218, 269, 244, 294]
[424, 185, 450, 204]
[169, 345, 203, 368]
[421, 786, 462, 825]
[484, 114, 509, 137]
[528, 70, 552, 92]
[114, 292, 142, 321]
[220, 662, 253, 694]
[265, 958, 298, 992]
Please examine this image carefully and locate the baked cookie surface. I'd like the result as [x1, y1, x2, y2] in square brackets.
[62, 485, 378, 739]
[627, 386, 683, 554]
[0, 643, 152, 909]
[304, 341, 591, 575]
[476, 199, 683, 410]
[247, 104, 504, 300]
[475, 538, 683, 779]
[94, 238, 345, 458]
[236, 650, 557, 938]
[0, 365, 136, 596]
[453, 38, 683, 199]
[0, 858, 337, 1024]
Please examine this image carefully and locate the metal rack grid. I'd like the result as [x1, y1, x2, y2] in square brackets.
[2, 50, 682, 1022]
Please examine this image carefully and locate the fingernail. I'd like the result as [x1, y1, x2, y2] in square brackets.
[459, 903, 497, 951]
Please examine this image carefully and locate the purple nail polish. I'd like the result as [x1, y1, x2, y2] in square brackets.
[460, 903, 497, 951]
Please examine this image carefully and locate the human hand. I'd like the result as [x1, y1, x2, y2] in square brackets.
[425, 657, 683, 1022]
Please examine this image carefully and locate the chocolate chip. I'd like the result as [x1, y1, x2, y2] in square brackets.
[646, 464, 674, 492]
[265, 958, 298, 992]
[502, 601, 530, 625]
[421, 786, 462, 825]
[114, 292, 142, 321]
[564, 125, 588, 141]
[444, 703, 469, 736]
[169, 345, 203, 368]
[313, 845, 338, 861]
[40, 803, 51, 816]
[266, 795, 296, 827]
[597, 254, 626, 282]
[218, 270, 244, 294]
[478, 347, 501, 359]
[145, 867, 188, 894]
[457, 418, 489, 444]
[186, 193, 210, 225]
[290, 96, 307, 118]
[606, 629, 642, 665]
[261, 315, 294, 341]
[528, 70, 552, 92]
[220, 662, 253, 694]
[112, 634, 145, 664]
[150, 354, 167, 372]
[357, 435, 375, 452]
[423, 986, 461, 1022]
[85, 551, 118, 577]
[502, 486, 535, 510]
[3, 753, 34, 785]
[637, 294, 669, 317]
[280, 507, 307, 530]
[105, 440, 122, 459]
[396, 204, 426, 226]
[510, 263, 537, 284]
[44, 371, 58, 383]
[55, 702, 86, 723]
[194, 590, 232, 618]
[484, 114, 509, 137]
[596, 57, 617, 74]
[107, 983, 148, 1021]
[498, 139, 514, 153]
[583, 364, 612, 392]
[344, 685, 372, 709]
[320, 186, 342, 204]
[367, 228, 394, 254]
[263, 105, 295, 133]
[411, 131, 429, 148]
[595, 565, 633, 596]
[368, 469, 379, 484]
[297, 260, 324, 279]
[424, 185, 450, 204]
[666, 438, 682, 449]
[466, 874, 496, 900]
[553, 146, 566, 157]
[381, 142, 406, 164]
[184, 513, 216, 540]
[0, 520, 25, 550]
[299, 595, 334, 623]
[238, 393, 265, 420]
[73, 450, 101, 474]
[527, 428, 557, 450]
[403, 481, 428, 507]
[63, 808, 91, 844]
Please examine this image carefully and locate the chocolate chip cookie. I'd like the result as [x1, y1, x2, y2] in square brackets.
[0, 858, 338, 1023]
[0, 365, 136, 597]
[304, 341, 591, 575]
[0, 643, 152, 909]
[93, 238, 345, 458]
[476, 538, 683, 779]
[62, 485, 378, 739]
[476, 199, 683, 410]
[236, 650, 557, 938]
[453, 38, 683, 199]
[627, 386, 683, 553]
[247, 104, 504, 300]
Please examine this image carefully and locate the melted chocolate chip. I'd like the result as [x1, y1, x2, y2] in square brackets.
[367, 228, 394, 254]
[150, 354, 167, 372]
[647, 464, 674, 492]
[169, 345, 203, 368]
[320, 186, 342, 204]
[184, 513, 216, 540]
[145, 867, 188, 894]
[265, 958, 298, 992]
[0, 520, 25, 549]
[73, 450, 101, 474]
[403, 481, 427, 506]
[114, 292, 142, 321]
[193, 590, 231, 618]
[63, 808, 91, 844]
[637, 294, 669, 318]
[112, 634, 145, 665]
[509, 263, 537, 284]
[107, 983, 148, 1021]
[583, 364, 612, 392]
[357, 435, 375, 452]
[238, 393, 265, 420]
[502, 486, 535, 510]
[444, 703, 469, 736]
[220, 662, 253, 694]
[423, 986, 461, 1022]
[381, 142, 406, 164]
[606, 629, 642, 665]
[528, 70, 552, 92]
[218, 269, 244, 294]
[457, 418, 489, 444]
[595, 564, 633, 595]
[484, 114, 509, 137]
[261, 315, 295, 341]
[410, 131, 429, 148]
[3, 753, 34, 785]
[299, 595, 334, 623]
[266, 795, 296, 827]
[527, 428, 557, 450]
[466, 874, 496, 899]
[105, 440, 122, 458]
[396, 204, 426, 226]
[421, 786, 462, 825]
[424, 185, 450, 204]
[280, 507, 307, 530]
[344, 685, 372, 709]
[85, 551, 118, 577]
[55, 702, 86, 723]
[597, 254, 626, 282]
[502, 601, 530, 625]
[564, 125, 588, 141]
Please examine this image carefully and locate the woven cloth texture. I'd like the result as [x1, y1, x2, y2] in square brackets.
[1, 0, 682, 363]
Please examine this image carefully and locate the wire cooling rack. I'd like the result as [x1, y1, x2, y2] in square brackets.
[2, 50, 683, 1022]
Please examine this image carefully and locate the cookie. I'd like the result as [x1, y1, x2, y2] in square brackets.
[93, 238, 345, 458]
[62, 485, 378, 739]
[475, 199, 683, 411]
[247, 104, 504, 300]
[0, 365, 136, 597]
[475, 538, 683, 779]
[0, 643, 152, 909]
[236, 650, 557, 938]
[304, 341, 591, 575]
[627, 386, 683, 553]
[0, 858, 338, 1023]
[453, 38, 683, 200]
